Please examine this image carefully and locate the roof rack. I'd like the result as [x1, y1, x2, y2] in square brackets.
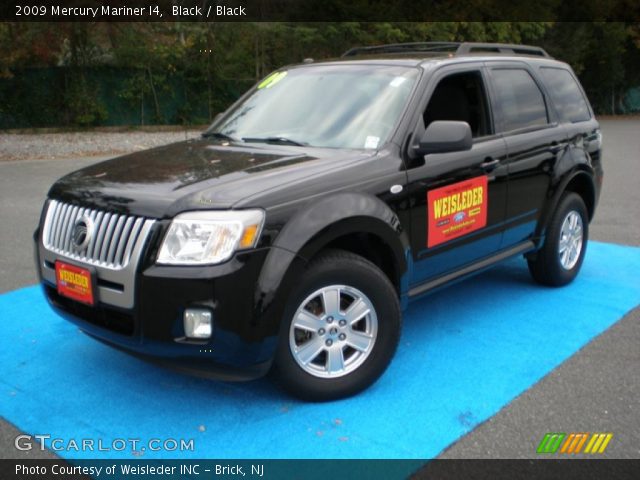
[457, 42, 550, 57]
[341, 42, 551, 58]
[342, 42, 460, 57]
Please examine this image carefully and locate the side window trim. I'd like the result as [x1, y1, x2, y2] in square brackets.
[478, 65, 501, 141]
[495, 121, 558, 138]
[474, 65, 497, 141]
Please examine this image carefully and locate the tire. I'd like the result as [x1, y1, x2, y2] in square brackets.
[528, 192, 589, 287]
[272, 249, 401, 401]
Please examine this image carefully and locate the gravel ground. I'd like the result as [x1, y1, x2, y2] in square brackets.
[0, 129, 204, 161]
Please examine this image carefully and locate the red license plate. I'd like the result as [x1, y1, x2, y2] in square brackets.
[55, 261, 95, 306]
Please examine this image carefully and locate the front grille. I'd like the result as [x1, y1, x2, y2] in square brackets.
[43, 199, 149, 270]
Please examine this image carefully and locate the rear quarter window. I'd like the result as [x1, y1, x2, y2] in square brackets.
[540, 67, 591, 123]
[489, 68, 549, 132]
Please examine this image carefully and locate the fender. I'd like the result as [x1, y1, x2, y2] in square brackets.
[533, 165, 596, 243]
[253, 192, 411, 340]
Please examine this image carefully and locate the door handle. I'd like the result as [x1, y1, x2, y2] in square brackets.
[550, 141, 567, 154]
[480, 158, 500, 171]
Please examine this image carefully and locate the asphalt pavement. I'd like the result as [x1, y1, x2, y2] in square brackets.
[0, 155, 113, 293]
[440, 118, 640, 460]
[0, 155, 112, 459]
[0, 119, 638, 460]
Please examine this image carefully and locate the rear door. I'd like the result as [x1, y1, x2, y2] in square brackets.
[405, 64, 509, 285]
[485, 61, 568, 248]
[538, 65, 602, 183]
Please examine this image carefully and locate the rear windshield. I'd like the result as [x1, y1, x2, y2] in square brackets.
[212, 65, 419, 149]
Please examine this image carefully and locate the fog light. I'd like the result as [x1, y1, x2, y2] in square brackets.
[184, 308, 212, 339]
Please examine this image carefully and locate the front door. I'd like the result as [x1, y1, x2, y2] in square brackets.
[405, 67, 508, 286]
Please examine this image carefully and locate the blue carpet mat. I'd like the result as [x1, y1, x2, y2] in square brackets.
[1, 241, 639, 462]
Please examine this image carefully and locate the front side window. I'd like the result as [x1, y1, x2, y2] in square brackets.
[540, 67, 591, 123]
[490, 68, 548, 132]
[423, 70, 492, 138]
[212, 65, 420, 149]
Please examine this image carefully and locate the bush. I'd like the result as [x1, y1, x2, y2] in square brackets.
[65, 76, 108, 127]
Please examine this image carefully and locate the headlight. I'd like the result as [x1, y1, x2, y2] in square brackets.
[157, 210, 264, 265]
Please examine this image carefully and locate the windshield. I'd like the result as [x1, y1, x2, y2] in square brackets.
[211, 65, 419, 149]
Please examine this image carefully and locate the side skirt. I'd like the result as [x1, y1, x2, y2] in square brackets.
[408, 240, 536, 299]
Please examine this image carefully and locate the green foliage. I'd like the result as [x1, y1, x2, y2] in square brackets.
[542, 22, 638, 113]
[65, 76, 108, 127]
[0, 21, 638, 128]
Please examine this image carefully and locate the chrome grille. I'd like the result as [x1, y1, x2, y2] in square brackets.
[42, 199, 154, 270]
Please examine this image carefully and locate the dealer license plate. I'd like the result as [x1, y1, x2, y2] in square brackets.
[55, 261, 95, 306]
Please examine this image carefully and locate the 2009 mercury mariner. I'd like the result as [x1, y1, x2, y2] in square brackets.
[35, 42, 602, 401]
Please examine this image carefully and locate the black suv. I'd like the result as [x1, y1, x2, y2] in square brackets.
[35, 42, 603, 401]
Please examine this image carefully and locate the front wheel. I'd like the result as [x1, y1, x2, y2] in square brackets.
[528, 192, 589, 286]
[273, 249, 401, 401]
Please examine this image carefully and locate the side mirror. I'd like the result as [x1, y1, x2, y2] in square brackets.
[414, 120, 472, 156]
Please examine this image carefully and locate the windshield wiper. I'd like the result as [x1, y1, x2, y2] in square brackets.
[242, 136, 307, 146]
[202, 131, 240, 142]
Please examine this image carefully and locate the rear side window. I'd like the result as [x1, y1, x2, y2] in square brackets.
[490, 68, 548, 132]
[540, 67, 591, 122]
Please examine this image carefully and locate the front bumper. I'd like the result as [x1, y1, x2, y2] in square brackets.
[37, 229, 284, 381]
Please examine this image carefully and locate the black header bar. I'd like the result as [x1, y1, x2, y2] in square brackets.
[2, 0, 640, 22]
[2, 459, 640, 480]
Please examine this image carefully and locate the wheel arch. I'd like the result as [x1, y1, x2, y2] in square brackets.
[564, 172, 596, 221]
[535, 168, 596, 241]
[252, 192, 411, 344]
[304, 220, 405, 286]
[275, 192, 409, 278]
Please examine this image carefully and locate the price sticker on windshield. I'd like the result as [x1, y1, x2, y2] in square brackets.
[257, 71, 287, 89]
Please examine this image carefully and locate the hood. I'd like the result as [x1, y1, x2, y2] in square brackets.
[49, 138, 372, 218]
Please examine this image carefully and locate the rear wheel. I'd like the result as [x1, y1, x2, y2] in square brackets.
[528, 192, 589, 286]
[273, 249, 400, 401]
